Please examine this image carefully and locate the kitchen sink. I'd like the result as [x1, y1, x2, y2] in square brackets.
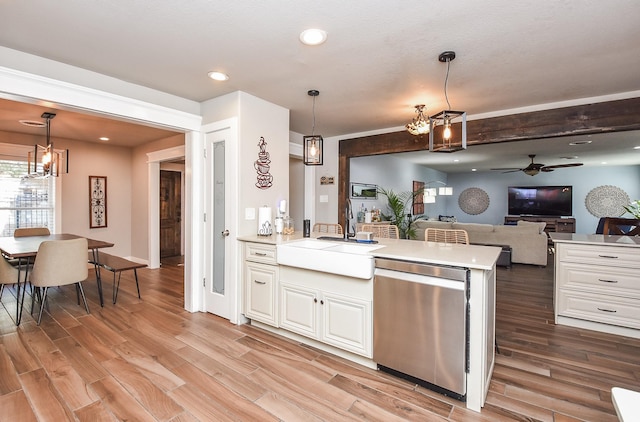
[276, 238, 385, 279]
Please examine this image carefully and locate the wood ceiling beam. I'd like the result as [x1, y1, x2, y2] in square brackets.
[338, 97, 640, 233]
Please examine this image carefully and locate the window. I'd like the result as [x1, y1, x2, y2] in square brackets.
[0, 143, 57, 236]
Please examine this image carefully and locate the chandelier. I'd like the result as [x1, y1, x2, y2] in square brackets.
[406, 104, 429, 136]
[28, 112, 64, 177]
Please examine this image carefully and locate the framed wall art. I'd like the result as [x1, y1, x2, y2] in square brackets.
[350, 182, 377, 199]
[89, 176, 107, 228]
[412, 180, 425, 215]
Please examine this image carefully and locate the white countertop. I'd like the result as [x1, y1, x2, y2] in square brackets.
[550, 233, 640, 247]
[612, 387, 640, 422]
[239, 232, 501, 271]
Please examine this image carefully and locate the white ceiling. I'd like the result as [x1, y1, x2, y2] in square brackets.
[1, 0, 639, 170]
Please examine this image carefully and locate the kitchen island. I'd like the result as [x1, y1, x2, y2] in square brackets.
[238, 234, 500, 412]
[551, 233, 640, 338]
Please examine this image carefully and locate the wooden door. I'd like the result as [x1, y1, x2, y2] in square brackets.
[160, 170, 181, 258]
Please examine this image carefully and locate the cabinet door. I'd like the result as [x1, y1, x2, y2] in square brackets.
[280, 283, 319, 339]
[322, 292, 372, 357]
[245, 262, 278, 326]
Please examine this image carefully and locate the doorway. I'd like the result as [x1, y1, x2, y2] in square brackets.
[160, 170, 182, 260]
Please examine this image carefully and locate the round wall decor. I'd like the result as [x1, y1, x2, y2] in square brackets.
[585, 185, 630, 217]
[459, 187, 490, 215]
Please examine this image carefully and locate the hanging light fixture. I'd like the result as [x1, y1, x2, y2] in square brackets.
[303, 89, 323, 166]
[406, 104, 430, 135]
[28, 112, 64, 177]
[429, 51, 467, 153]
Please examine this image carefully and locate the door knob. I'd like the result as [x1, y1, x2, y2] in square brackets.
[221, 229, 230, 237]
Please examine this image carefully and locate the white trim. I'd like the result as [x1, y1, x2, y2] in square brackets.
[289, 142, 303, 158]
[147, 145, 185, 162]
[0, 66, 202, 131]
[146, 144, 186, 270]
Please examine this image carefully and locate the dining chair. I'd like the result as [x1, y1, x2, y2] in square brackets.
[14, 227, 51, 237]
[425, 228, 469, 244]
[0, 255, 19, 301]
[361, 224, 400, 239]
[601, 217, 640, 236]
[29, 238, 90, 325]
[312, 223, 343, 234]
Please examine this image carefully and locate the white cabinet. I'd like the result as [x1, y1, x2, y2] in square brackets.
[280, 267, 372, 358]
[554, 241, 640, 334]
[244, 242, 279, 327]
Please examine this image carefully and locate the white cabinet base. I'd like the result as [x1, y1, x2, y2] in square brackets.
[249, 320, 377, 370]
[556, 315, 640, 339]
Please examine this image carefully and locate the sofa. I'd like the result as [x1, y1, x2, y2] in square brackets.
[412, 219, 548, 266]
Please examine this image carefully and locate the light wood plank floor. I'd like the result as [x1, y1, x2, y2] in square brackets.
[0, 253, 637, 421]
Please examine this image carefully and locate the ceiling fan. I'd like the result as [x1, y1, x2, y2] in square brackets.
[491, 154, 583, 176]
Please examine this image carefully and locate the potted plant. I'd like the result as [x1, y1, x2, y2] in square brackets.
[377, 187, 424, 239]
[623, 200, 640, 218]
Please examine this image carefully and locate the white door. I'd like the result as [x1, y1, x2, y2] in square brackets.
[204, 127, 233, 319]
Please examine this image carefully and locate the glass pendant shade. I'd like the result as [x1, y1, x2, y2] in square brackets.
[303, 135, 323, 165]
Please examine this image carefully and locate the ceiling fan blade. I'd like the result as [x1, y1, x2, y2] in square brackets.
[502, 169, 523, 174]
[490, 167, 521, 171]
[542, 163, 584, 170]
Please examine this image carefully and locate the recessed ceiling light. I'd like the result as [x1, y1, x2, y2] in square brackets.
[634, 146, 640, 150]
[471, 168, 477, 172]
[99, 137, 109, 141]
[207, 71, 229, 81]
[19, 119, 46, 128]
[560, 155, 578, 159]
[569, 140, 592, 146]
[453, 159, 459, 162]
[299, 28, 327, 46]
[601, 161, 608, 165]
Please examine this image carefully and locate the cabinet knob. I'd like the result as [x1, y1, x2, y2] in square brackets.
[314, 298, 318, 303]
[320, 300, 324, 305]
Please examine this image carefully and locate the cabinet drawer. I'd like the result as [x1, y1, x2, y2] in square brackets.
[557, 244, 640, 268]
[245, 242, 277, 264]
[557, 262, 640, 298]
[557, 290, 640, 329]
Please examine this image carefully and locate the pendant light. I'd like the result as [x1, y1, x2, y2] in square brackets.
[28, 112, 64, 177]
[429, 51, 467, 153]
[303, 89, 323, 166]
[406, 104, 430, 135]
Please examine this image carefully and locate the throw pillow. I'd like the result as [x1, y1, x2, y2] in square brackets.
[439, 215, 457, 223]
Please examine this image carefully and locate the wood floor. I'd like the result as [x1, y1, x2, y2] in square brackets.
[0, 253, 637, 421]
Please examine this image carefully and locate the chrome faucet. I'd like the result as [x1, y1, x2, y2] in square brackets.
[345, 198, 353, 240]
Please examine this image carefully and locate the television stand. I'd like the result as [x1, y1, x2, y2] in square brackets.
[504, 216, 576, 235]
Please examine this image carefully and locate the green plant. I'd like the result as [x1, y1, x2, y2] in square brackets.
[377, 187, 424, 239]
[623, 200, 640, 218]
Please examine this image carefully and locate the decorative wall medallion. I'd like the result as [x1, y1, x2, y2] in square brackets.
[585, 185, 630, 217]
[459, 187, 490, 215]
[254, 137, 273, 189]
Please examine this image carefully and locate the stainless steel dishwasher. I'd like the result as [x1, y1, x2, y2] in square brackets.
[373, 257, 469, 400]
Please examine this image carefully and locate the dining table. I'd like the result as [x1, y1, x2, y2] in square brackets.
[0, 233, 114, 325]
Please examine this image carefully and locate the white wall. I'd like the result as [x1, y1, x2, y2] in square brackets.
[201, 91, 289, 237]
[289, 157, 304, 231]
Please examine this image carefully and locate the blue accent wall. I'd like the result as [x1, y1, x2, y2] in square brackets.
[351, 155, 639, 234]
[448, 165, 640, 233]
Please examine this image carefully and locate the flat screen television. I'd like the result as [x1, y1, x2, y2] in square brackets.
[508, 185, 573, 217]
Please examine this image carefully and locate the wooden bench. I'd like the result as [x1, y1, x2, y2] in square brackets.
[89, 252, 146, 304]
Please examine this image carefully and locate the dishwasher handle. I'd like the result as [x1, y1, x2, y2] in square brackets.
[375, 257, 468, 282]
